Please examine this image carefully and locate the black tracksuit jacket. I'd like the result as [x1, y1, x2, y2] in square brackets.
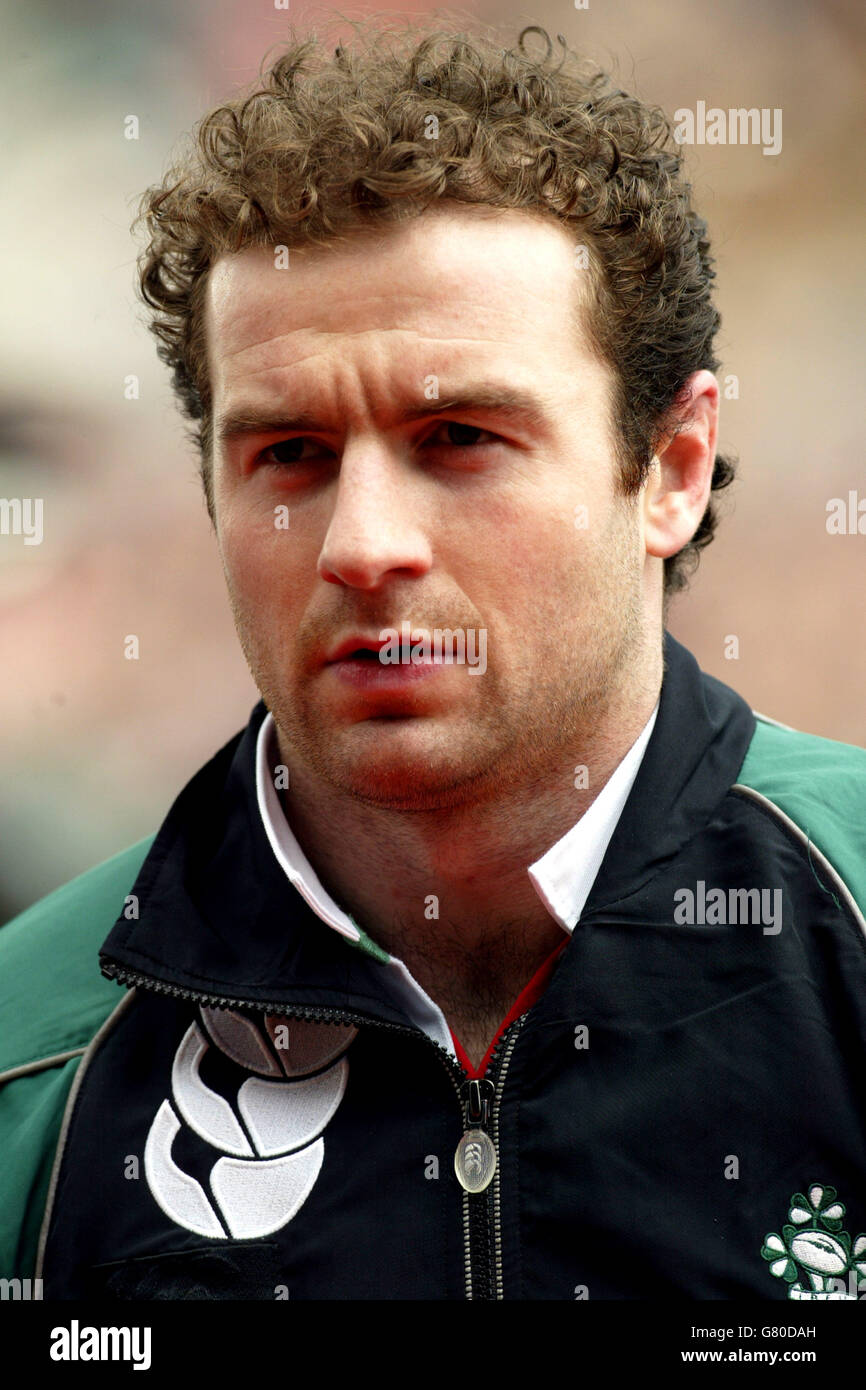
[34, 634, 866, 1300]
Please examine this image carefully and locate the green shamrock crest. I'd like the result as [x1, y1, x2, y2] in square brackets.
[762, 1184, 866, 1300]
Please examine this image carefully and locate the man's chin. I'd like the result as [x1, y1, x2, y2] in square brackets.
[311, 725, 493, 810]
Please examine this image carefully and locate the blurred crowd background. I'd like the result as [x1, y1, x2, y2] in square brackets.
[1, 0, 864, 923]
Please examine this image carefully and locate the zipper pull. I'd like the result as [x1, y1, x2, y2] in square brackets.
[454, 1077, 497, 1193]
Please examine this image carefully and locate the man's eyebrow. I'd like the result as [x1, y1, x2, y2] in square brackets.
[214, 386, 551, 445]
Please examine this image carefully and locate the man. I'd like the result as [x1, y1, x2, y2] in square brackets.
[2, 21, 865, 1302]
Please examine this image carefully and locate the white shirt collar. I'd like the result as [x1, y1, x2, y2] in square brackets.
[528, 701, 658, 931]
[254, 714, 454, 1052]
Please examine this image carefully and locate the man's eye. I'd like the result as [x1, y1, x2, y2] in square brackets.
[427, 421, 495, 449]
[257, 438, 323, 466]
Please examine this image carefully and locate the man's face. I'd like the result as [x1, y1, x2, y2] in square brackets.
[206, 204, 651, 810]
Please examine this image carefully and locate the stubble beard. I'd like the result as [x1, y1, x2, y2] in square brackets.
[226, 509, 648, 815]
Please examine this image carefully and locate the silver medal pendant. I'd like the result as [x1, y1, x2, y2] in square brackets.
[454, 1128, 497, 1193]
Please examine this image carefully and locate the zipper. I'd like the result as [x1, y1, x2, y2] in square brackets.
[100, 958, 525, 1300]
[490, 1016, 525, 1299]
[456, 1015, 525, 1301]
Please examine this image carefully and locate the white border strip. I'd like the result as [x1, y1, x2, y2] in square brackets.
[0, 1048, 86, 1086]
[751, 709, 796, 732]
[34, 989, 138, 1291]
[732, 783, 866, 945]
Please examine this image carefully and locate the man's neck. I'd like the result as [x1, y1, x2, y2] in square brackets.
[275, 668, 661, 1063]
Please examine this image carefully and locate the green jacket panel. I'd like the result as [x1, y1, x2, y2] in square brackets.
[0, 835, 155, 1074]
[0, 835, 155, 1281]
[735, 714, 866, 919]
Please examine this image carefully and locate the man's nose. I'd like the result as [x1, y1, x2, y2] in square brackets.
[317, 439, 434, 590]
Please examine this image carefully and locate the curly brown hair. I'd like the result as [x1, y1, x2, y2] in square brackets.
[135, 17, 735, 598]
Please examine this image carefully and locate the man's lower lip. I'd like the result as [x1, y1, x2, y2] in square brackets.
[326, 657, 447, 687]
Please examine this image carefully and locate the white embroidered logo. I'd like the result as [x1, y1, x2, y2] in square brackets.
[144, 1009, 355, 1239]
[762, 1184, 866, 1299]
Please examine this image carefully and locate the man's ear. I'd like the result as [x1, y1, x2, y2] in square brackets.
[643, 370, 719, 559]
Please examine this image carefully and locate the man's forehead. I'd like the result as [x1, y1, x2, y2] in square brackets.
[204, 204, 594, 368]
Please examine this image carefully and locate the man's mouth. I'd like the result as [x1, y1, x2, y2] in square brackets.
[322, 630, 451, 691]
[325, 635, 392, 665]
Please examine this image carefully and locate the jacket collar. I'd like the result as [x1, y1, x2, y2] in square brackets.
[578, 631, 756, 924]
[99, 632, 756, 1023]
